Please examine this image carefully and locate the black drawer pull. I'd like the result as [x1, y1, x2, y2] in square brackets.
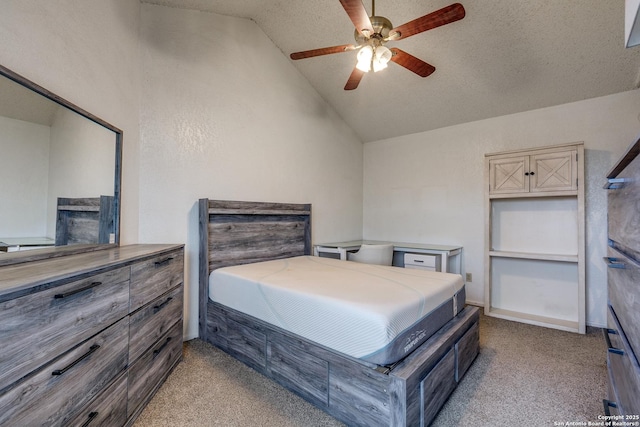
[81, 411, 99, 427]
[603, 328, 624, 356]
[153, 337, 172, 359]
[154, 297, 173, 313]
[154, 257, 174, 267]
[52, 344, 100, 376]
[603, 257, 626, 269]
[603, 399, 617, 416]
[413, 259, 424, 263]
[54, 281, 102, 299]
[603, 178, 626, 190]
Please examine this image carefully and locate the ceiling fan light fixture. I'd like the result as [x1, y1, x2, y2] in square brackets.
[373, 45, 392, 72]
[356, 45, 373, 72]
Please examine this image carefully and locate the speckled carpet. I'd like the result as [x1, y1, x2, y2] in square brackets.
[134, 312, 607, 427]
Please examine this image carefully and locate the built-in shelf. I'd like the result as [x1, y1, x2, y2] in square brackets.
[489, 250, 579, 263]
[486, 307, 580, 333]
[484, 142, 586, 334]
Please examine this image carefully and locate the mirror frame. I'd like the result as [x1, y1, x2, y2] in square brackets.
[0, 64, 122, 266]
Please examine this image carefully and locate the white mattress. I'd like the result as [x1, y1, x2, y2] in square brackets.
[209, 255, 464, 362]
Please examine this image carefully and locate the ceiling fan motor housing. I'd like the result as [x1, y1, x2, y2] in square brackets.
[354, 15, 393, 46]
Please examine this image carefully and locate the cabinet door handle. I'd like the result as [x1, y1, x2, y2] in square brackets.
[153, 337, 172, 359]
[524, 172, 529, 176]
[603, 399, 617, 416]
[603, 328, 624, 356]
[529, 171, 535, 176]
[154, 257, 174, 267]
[54, 281, 103, 299]
[603, 257, 626, 269]
[153, 297, 173, 313]
[81, 412, 99, 427]
[52, 344, 100, 376]
[603, 178, 626, 190]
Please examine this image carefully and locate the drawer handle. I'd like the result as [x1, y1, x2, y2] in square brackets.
[81, 411, 99, 427]
[603, 328, 624, 356]
[52, 344, 100, 376]
[54, 281, 103, 299]
[154, 257, 174, 267]
[413, 259, 424, 263]
[603, 257, 626, 269]
[603, 399, 617, 416]
[153, 337, 172, 359]
[154, 297, 174, 313]
[603, 178, 626, 190]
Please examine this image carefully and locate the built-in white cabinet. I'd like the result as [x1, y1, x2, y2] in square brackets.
[484, 142, 585, 333]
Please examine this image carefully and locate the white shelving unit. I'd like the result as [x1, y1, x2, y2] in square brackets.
[484, 142, 585, 333]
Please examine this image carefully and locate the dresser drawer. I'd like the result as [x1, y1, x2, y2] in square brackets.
[0, 266, 129, 392]
[607, 150, 640, 261]
[129, 285, 184, 363]
[130, 250, 183, 312]
[128, 318, 183, 417]
[606, 247, 640, 358]
[68, 372, 127, 427]
[0, 317, 129, 426]
[606, 306, 640, 416]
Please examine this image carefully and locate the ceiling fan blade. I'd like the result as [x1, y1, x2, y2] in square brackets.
[290, 44, 357, 60]
[344, 67, 365, 90]
[339, 0, 374, 36]
[388, 3, 465, 41]
[390, 48, 436, 77]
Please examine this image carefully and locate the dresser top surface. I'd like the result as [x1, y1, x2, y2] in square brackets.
[0, 244, 183, 301]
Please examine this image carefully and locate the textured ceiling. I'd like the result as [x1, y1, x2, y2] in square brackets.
[143, 0, 640, 142]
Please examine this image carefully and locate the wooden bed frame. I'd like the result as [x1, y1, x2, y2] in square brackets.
[199, 199, 479, 426]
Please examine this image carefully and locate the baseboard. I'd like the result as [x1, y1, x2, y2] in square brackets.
[465, 300, 484, 308]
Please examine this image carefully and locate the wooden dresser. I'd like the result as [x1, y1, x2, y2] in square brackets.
[604, 137, 640, 417]
[0, 244, 184, 426]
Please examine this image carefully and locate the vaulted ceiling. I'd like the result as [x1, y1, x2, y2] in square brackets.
[143, 0, 640, 142]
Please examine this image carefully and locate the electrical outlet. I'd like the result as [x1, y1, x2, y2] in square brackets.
[465, 273, 472, 282]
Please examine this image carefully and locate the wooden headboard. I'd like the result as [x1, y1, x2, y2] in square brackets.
[198, 199, 311, 337]
[55, 196, 115, 246]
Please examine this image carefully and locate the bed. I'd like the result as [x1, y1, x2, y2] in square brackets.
[199, 199, 479, 427]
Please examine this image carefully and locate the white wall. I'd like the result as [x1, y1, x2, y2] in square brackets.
[364, 89, 640, 327]
[0, 0, 142, 246]
[139, 5, 364, 339]
[0, 116, 50, 237]
[47, 107, 117, 236]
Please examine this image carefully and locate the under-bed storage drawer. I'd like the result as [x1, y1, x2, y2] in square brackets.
[422, 349, 457, 424]
[456, 320, 479, 381]
[0, 266, 130, 392]
[128, 318, 183, 418]
[269, 334, 329, 407]
[0, 317, 129, 426]
[68, 372, 128, 427]
[130, 249, 184, 312]
[129, 285, 184, 363]
[606, 306, 640, 416]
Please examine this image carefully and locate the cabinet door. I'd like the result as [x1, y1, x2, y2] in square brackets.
[489, 156, 529, 194]
[530, 149, 577, 193]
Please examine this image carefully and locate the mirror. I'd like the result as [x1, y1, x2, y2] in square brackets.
[0, 64, 121, 264]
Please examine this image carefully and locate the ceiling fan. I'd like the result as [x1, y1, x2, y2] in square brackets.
[290, 0, 465, 90]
